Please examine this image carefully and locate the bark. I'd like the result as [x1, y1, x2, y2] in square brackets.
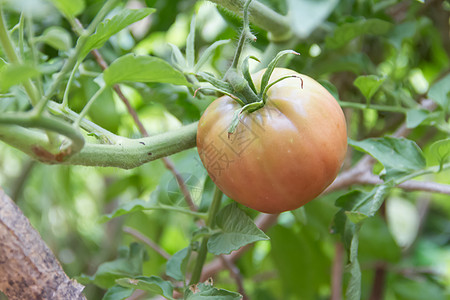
[0, 188, 86, 300]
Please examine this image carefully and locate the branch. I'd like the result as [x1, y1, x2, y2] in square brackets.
[0, 188, 86, 299]
[123, 226, 171, 260]
[0, 122, 197, 168]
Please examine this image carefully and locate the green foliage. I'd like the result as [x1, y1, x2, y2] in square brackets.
[326, 18, 393, 49]
[80, 8, 155, 58]
[49, 0, 85, 18]
[116, 276, 174, 299]
[349, 137, 426, 180]
[353, 75, 385, 104]
[78, 243, 148, 289]
[207, 204, 269, 255]
[0, 64, 39, 92]
[184, 282, 242, 299]
[103, 54, 190, 86]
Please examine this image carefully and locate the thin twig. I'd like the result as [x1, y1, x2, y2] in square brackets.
[123, 226, 171, 260]
[219, 256, 249, 299]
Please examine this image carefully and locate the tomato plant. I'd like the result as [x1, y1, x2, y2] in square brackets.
[197, 68, 347, 213]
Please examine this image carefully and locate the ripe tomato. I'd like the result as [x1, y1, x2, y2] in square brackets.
[197, 68, 347, 214]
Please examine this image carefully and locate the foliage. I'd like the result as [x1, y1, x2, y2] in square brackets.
[0, 0, 449, 299]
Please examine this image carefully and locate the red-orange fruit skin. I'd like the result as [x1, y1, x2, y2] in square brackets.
[197, 68, 348, 214]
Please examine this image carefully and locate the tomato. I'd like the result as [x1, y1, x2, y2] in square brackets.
[197, 68, 347, 214]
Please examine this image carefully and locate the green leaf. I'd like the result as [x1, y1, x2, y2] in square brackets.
[103, 54, 190, 86]
[326, 18, 393, 49]
[287, 0, 339, 38]
[186, 15, 196, 69]
[102, 285, 134, 300]
[166, 247, 190, 281]
[270, 225, 329, 298]
[428, 138, 450, 169]
[428, 73, 450, 110]
[0, 64, 40, 92]
[348, 137, 426, 180]
[194, 39, 230, 73]
[80, 8, 156, 58]
[391, 276, 446, 300]
[35, 26, 72, 51]
[169, 43, 187, 70]
[335, 185, 391, 224]
[77, 243, 148, 289]
[353, 75, 385, 103]
[318, 80, 340, 101]
[116, 276, 174, 300]
[185, 282, 242, 299]
[388, 21, 417, 50]
[207, 204, 269, 255]
[406, 108, 429, 128]
[49, 0, 85, 18]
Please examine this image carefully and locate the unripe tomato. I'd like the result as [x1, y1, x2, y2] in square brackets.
[197, 68, 347, 213]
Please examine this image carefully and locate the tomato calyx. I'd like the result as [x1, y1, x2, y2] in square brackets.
[194, 0, 303, 135]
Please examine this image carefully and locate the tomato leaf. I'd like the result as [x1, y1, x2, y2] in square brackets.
[80, 8, 155, 58]
[77, 243, 148, 289]
[353, 75, 385, 104]
[406, 108, 429, 128]
[103, 54, 190, 86]
[186, 15, 196, 69]
[194, 40, 230, 73]
[165, 247, 191, 281]
[0, 63, 40, 92]
[185, 282, 242, 299]
[116, 276, 174, 300]
[102, 285, 134, 300]
[427, 138, 450, 169]
[335, 185, 391, 224]
[49, 0, 85, 18]
[207, 203, 269, 255]
[428, 73, 450, 111]
[348, 137, 426, 181]
[326, 18, 393, 49]
[35, 26, 72, 51]
[287, 0, 338, 38]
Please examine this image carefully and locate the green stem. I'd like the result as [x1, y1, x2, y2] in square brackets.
[74, 85, 108, 127]
[338, 101, 410, 114]
[394, 163, 450, 185]
[48, 101, 118, 143]
[0, 112, 85, 158]
[229, 0, 253, 70]
[190, 186, 223, 284]
[208, 0, 291, 41]
[141, 205, 208, 219]
[0, 121, 198, 168]
[62, 60, 81, 108]
[0, 8, 39, 106]
[18, 13, 24, 59]
[26, 13, 43, 98]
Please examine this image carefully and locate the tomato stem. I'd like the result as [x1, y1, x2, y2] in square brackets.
[229, 0, 254, 70]
[189, 186, 223, 284]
